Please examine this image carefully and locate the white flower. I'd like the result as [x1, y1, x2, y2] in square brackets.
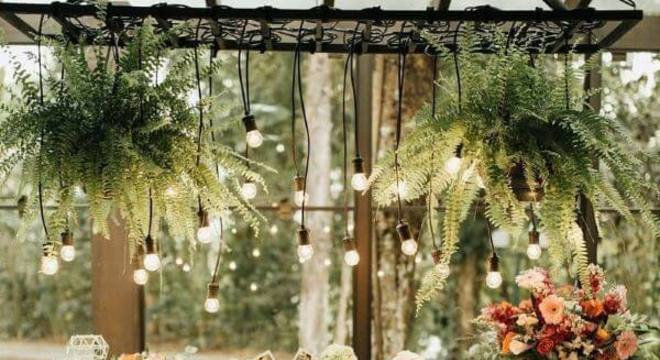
[319, 344, 357, 360]
[516, 314, 539, 327]
[391, 350, 423, 360]
[515, 268, 546, 289]
[509, 340, 531, 355]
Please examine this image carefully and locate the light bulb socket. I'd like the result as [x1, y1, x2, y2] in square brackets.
[42, 243, 52, 257]
[431, 249, 442, 265]
[198, 208, 210, 228]
[509, 162, 544, 202]
[242, 113, 258, 132]
[352, 157, 364, 174]
[145, 235, 156, 254]
[528, 229, 539, 245]
[293, 176, 305, 192]
[454, 143, 463, 158]
[207, 282, 220, 298]
[343, 236, 357, 252]
[61, 230, 73, 247]
[297, 226, 310, 246]
[489, 254, 499, 272]
[396, 221, 412, 243]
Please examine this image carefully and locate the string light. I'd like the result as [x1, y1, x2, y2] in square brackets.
[40, 246, 59, 276]
[293, 176, 309, 207]
[197, 208, 214, 244]
[60, 230, 75, 262]
[485, 221, 502, 289]
[240, 181, 258, 200]
[444, 143, 463, 175]
[343, 236, 360, 266]
[132, 246, 149, 285]
[243, 114, 264, 148]
[396, 220, 418, 256]
[143, 235, 161, 272]
[351, 157, 368, 191]
[182, 263, 191, 272]
[252, 248, 261, 258]
[237, 21, 263, 149]
[204, 283, 220, 313]
[527, 204, 542, 260]
[296, 225, 313, 263]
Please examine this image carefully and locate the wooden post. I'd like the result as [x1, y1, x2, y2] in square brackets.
[91, 216, 145, 355]
[578, 52, 602, 264]
[353, 53, 373, 360]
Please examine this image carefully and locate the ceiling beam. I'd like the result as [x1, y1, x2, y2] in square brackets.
[0, 12, 36, 40]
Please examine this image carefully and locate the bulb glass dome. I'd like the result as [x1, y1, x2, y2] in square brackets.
[60, 245, 76, 262]
[344, 249, 360, 266]
[204, 297, 220, 313]
[351, 173, 369, 191]
[294, 190, 309, 207]
[143, 253, 161, 272]
[197, 225, 214, 244]
[133, 269, 149, 285]
[41, 256, 59, 275]
[297, 244, 314, 263]
[246, 130, 264, 148]
[241, 182, 258, 200]
[401, 239, 418, 256]
[444, 156, 462, 175]
[486, 271, 503, 288]
[435, 263, 451, 278]
[526, 243, 542, 260]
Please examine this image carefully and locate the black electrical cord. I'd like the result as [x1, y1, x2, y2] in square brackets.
[36, 14, 50, 242]
[393, 40, 408, 222]
[341, 44, 354, 237]
[147, 188, 153, 237]
[237, 20, 250, 115]
[486, 218, 496, 256]
[348, 23, 360, 159]
[290, 23, 303, 179]
[210, 217, 224, 283]
[296, 29, 311, 227]
[453, 21, 464, 112]
[193, 19, 204, 212]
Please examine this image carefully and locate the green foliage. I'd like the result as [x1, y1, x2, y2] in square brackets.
[369, 30, 659, 310]
[0, 21, 271, 254]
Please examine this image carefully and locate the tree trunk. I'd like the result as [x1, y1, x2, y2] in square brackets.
[372, 54, 434, 360]
[334, 263, 352, 345]
[298, 53, 333, 355]
[455, 253, 478, 358]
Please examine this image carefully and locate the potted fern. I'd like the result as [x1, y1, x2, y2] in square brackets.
[0, 21, 270, 256]
[368, 32, 659, 310]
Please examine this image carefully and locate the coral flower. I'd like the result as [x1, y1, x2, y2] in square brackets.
[581, 299, 605, 319]
[539, 295, 565, 324]
[615, 330, 638, 359]
[502, 331, 516, 354]
[118, 355, 141, 360]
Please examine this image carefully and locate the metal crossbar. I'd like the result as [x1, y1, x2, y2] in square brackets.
[0, 3, 643, 54]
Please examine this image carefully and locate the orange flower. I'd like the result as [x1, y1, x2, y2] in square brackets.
[595, 328, 611, 343]
[539, 295, 565, 324]
[118, 354, 141, 360]
[581, 299, 604, 319]
[502, 332, 517, 354]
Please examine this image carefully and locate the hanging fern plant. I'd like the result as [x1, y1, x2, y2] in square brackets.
[368, 30, 659, 310]
[0, 20, 271, 254]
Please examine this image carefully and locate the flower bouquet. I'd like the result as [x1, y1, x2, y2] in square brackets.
[472, 266, 655, 359]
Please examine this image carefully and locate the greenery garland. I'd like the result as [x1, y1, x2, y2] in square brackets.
[0, 20, 271, 255]
[367, 31, 659, 311]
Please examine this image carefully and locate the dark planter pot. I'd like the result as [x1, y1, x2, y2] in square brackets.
[508, 163, 544, 202]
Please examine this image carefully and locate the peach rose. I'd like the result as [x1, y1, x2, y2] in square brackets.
[536, 338, 556, 356]
[615, 330, 638, 359]
[539, 295, 565, 324]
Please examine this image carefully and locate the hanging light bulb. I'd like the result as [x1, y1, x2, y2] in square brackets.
[40, 253, 59, 276]
[293, 176, 309, 207]
[296, 225, 313, 263]
[486, 254, 503, 289]
[527, 229, 542, 260]
[204, 282, 220, 314]
[240, 181, 258, 200]
[59, 230, 75, 262]
[432, 250, 451, 278]
[351, 157, 369, 191]
[343, 236, 360, 266]
[396, 220, 417, 256]
[132, 247, 149, 285]
[444, 143, 463, 175]
[143, 235, 161, 272]
[243, 114, 264, 148]
[197, 208, 214, 244]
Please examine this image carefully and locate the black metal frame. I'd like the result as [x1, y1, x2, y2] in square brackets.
[0, 2, 642, 54]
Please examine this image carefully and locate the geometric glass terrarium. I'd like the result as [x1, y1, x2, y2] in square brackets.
[65, 335, 109, 360]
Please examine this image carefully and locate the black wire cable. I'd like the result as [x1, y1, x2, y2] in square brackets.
[210, 217, 224, 283]
[290, 23, 303, 179]
[393, 41, 408, 221]
[341, 46, 354, 237]
[348, 23, 361, 159]
[237, 20, 250, 115]
[36, 14, 50, 241]
[486, 218, 496, 256]
[296, 31, 311, 227]
[147, 188, 153, 237]
[193, 19, 204, 212]
[453, 21, 464, 112]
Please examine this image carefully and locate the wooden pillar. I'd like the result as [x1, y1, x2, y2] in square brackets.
[91, 216, 145, 355]
[578, 52, 602, 264]
[353, 53, 374, 360]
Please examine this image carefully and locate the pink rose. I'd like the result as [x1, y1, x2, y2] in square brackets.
[615, 330, 638, 359]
